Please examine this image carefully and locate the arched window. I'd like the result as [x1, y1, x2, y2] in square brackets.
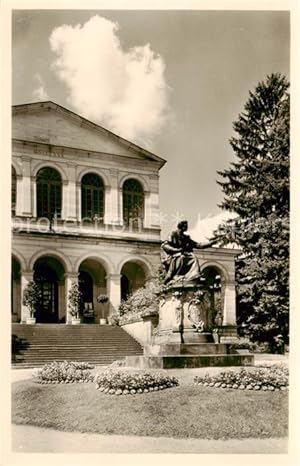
[12, 166, 16, 216]
[81, 173, 105, 222]
[37, 167, 62, 219]
[123, 179, 144, 229]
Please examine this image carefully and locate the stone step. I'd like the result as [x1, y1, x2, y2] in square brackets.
[12, 361, 120, 368]
[144, 343, 229, 356]
[126, 354, 255, 369]
[153, 332, 215, 344]
[12, 323, 143, 368]
[13, 348, 141, 355]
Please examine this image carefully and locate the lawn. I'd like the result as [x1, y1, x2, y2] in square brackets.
[12, 379, 288, 440]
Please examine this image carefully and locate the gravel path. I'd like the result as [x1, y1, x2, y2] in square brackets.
[12, 424, 288, 454]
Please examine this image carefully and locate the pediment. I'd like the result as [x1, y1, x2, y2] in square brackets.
[12, 101, 165, 167]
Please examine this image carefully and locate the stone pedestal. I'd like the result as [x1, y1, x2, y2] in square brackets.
[126, 281, 254, 369]
[153, 282, 212, 344]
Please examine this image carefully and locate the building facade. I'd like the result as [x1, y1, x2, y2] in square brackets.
[11, 101, 238, 329]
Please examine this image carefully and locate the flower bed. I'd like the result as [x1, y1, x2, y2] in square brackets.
[95, 370, 179, 395]
[34, 361, 95, 384]
[194, 364, 288, 391]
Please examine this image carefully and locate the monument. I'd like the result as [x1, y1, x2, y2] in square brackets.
[126, 221, 254, 369]
[157, 220, 218, 343]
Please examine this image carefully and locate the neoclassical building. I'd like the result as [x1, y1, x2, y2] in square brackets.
[11, 101, 238, 331]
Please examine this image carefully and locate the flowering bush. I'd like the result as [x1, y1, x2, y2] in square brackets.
[34, 361, 95, 384]
[95, 369, 179, 395]
[194, 364, 288, 391]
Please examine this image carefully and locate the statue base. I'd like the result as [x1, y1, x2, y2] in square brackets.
[126, 353, 254, 369]
[153, 281, 212, 344]
[125, 282, 254, 369]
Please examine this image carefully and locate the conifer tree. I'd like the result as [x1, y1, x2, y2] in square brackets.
[214, 73, 289, 352]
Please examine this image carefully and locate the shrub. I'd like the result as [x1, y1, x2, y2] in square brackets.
[95, 369, 179, 395]
[68, 282, 82, 319]
[34, 361, 95, 384]
[194, 364, 288, 391]
[118, 278, 162, 324]
[109, 313, 120, 326]
[22, 280, 42, 318]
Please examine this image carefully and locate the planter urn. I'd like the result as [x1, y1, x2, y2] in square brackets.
[71, 317, 81, 325]
[26, 317, 36, 325]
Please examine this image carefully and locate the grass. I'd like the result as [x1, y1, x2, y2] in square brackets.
[12, 379, 288, 440]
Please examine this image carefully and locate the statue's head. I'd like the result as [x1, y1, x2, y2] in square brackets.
[177, 220, 188, 232]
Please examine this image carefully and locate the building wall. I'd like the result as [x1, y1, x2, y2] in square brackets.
[12, 103, 165, 323]
[11, 103, 238, 328]
[12, 140, 161, 235]
[12, 232, 161, 323]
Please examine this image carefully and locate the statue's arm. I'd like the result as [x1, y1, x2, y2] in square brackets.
[161, 240, 182, 254]
[161, 233, 182, 254]
[193, 238, 218, 249]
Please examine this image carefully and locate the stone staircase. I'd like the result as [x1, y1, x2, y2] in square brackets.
[12, 324, 143, 368]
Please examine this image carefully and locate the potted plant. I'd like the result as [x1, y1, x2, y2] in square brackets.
[22, 280, 42, 324]
[97, 294, 109, 324]
[68, 282, 82, 325]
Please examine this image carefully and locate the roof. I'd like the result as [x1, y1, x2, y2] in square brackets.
[12, 100, 167, 169]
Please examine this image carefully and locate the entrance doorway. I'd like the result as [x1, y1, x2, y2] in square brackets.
[33, 256, 65, 323]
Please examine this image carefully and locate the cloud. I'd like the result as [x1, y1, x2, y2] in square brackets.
[33, 74, 49, 100]
[49, 15, 170, 147]
[189, 211, 236, 243]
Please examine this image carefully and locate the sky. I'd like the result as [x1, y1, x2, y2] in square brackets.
[12, 9, 290, 240]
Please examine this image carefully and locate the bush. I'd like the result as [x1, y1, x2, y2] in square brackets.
[22, 280, 42, 318]
[118, 279, 162, 324]
[194, 364, 288, 391]
[95, 369, 179, 395]
[34, 361, 95, 384]
[108, 313, 120, 326]
[68, 282, 83, 319]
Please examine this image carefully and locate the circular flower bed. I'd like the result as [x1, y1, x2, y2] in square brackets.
[194, 364, 288, 391]
[34, 361, 95, 384]
[95, 370, 179, 395]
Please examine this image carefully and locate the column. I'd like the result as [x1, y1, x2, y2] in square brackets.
[222, 281, 237, 326]
[20, 157, 32, 217]
[143, 191, 151, 228]
[106, 170, 121, 226]
[106, 273, 121, 315]
[58, 280, 65, 322]
[76, 181, 82, 221]
[64, 272, 79, 324]
[103, 186, 111, 225]
[31, 176, 37, 217]
[15, 175, 23, 216]
[144, 191, 160, 229]
[117, 187, 123, 226]
[65, 164, 77, 220]
[21, 271, 33, 323]
[12, 277, 20, 322]
[61, 180, 68, 220]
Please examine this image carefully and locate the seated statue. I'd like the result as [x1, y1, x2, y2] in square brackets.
[161, 220, 217, 285]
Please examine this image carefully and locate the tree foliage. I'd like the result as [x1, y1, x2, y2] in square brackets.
[214, 73, 289, 352]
